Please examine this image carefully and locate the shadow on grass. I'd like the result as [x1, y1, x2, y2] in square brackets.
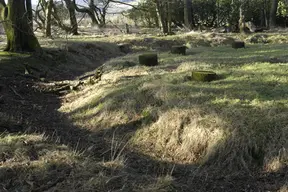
[53, 42, 288, 191]
[1, 42, 288, 191]
[60, 69, 287, 191]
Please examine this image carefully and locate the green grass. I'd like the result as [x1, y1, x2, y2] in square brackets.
[62, 42, 288, 176]
[1, 33, 288, 191]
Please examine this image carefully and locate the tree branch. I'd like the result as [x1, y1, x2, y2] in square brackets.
[109, 0, 142, 10]
[73, 0, 92, 13]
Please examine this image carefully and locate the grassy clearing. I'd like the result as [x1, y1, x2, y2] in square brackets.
[61, 42, 288, 176]
[1, 33, 288, 191]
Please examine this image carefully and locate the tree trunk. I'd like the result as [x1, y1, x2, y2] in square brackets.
[261, 8, 268, 27]
[26, 0, 33, 30]
[167, 0, 172, 34]
[239, 1, 246, 33]
[155, 4, 161, 29]
[45, 0, 53, 37]
[154, 14, 160, 28]
[216, 0, 219, 27]
[155, 0, 168, 33]
[0, 0, 41, 52]
[152, 4, 159, 28]
[184, 0, 194, 29]
[68, 6, 79, 35]
[73, 0, 98, 26]
[269, 0, 278, 28]
[88, 0, 100, 26]
[64, 0, 79, 35]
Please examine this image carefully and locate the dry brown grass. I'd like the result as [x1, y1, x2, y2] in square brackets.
[279, 184, 288, 192]
[0, 131, 174, 191]
[2, 32, 288, 191]
[61, 42, 288, 177]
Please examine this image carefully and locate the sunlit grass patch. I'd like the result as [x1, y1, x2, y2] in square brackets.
[61, 42, 288, 176]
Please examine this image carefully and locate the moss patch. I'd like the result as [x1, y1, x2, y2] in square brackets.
[192, 71, 217, 82]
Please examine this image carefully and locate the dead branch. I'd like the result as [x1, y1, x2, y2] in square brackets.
[109, 0, 143, 10]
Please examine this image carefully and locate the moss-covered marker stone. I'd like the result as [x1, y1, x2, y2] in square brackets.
[171, 45, 186, 55]
[232, 41, 245, 49]
[139, 53, 158, 66]
[192, 71, 217, 82]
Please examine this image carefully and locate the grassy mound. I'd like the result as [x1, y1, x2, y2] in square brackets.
[62, 43, 288, 176]
[0, 40, 123, 80]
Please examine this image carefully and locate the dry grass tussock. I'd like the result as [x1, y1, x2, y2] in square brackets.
[0, 130, 174, 191]
[61, 42, 288, 176]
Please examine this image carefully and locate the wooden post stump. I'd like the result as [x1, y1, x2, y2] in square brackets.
[139, 53, 158, 66]
[192, 71, 217, 82]
[171, 45, 186, 55]
[125, 23, 130, 34]
[232, 41, 245, 49]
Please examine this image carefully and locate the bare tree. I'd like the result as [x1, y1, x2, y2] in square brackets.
[73, 0, 110, 27]
[63, 0, 79, 35]
[35, 0, 79, 36]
